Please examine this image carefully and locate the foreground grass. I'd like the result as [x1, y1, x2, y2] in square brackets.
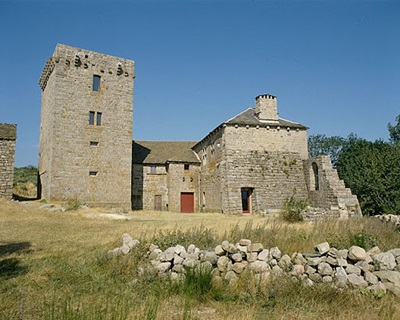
[1, 201, 399, 319]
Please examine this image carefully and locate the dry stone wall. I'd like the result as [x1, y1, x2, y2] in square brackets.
[0, 124, 16, 200]
[112, 235, 400, 297]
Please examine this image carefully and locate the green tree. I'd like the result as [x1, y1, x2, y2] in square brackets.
[388, 114, 400, 144]
[308, 133, 359, 167]
[336, 140, 400, 215]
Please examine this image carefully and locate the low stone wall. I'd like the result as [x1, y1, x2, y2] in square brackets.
[373, 214, 400, 230]
[111, 235, 400, 296]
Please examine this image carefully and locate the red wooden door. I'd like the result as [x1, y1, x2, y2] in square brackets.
[181, 192, 194, 213]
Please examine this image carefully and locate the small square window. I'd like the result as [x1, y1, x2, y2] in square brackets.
[184, 164, 190, 171]
[96, 112, 102, 126]
[151, 166, 157, 174]
[89, 171, 98, 176]
[89, 111, 95, 125]
[93, 75, 101, 91]
[90, 141, 99, 147]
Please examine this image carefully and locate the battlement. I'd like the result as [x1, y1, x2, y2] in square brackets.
[255, 93, 278, 122]
[39, 44, 135, 91]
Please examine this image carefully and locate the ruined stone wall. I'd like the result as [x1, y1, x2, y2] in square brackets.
[167, 163, 200, 212]
[304, 156, 361, 217]
[38, 44, 134, 208]
[0, 124, 16, 200]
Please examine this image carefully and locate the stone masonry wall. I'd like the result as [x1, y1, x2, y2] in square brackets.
[224, 125, 308, 159]
[0, 124, 16, 200]
[304, 156, 361, 217]
[167, 163, 200, 213]
[39, 44, 134, 208]
[195, 130, 224, 212]
[222, 150, 308, 214]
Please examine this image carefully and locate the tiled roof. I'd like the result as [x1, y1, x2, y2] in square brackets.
[133, 140, 200, 164]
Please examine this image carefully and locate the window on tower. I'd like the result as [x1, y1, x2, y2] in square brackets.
[96, 112, 102, 126]
[92, 75, 101, 91]
[89, 111, 95, 125]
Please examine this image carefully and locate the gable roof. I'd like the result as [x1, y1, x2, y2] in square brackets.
[133, 140, 200, 165]
[225, 108, 307, 129]
[193, 108, 307, 150]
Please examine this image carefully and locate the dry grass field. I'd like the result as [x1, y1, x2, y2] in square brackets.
[1, 200, 399, 319]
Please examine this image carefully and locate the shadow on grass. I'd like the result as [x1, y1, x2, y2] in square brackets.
[0, 242, 31, 278]
[0, 257, 29, 278]
[0, 242, 32, 256]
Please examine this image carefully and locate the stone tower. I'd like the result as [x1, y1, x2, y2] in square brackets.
[38, 44, 135, 208]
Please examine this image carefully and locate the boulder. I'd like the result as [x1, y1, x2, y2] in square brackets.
[364, 271, 378, 285]
[334, 267, 347, 288]
[247, 252, 258, 262]
[270, 247, 282, 259]
[348, 246, 366, 262]
[249, 260, 270, 273]
[203, 251, 218, 265]
[292, 253, 307, 266]
[239, 239, 251, 246]
[318, 262, 333, 276]
[258, 249, 269, 261]
[160, 247, 175, 262]
[345, 265, 361, 276]
[388, 248, 400, 259]
[248, 243, 264, 253]
[322, 276, 333, 283]
[290, 264, 305, 277]
[347, 274, 368, 289]
[174, 254, 184, 265]
[373, 271, 400, 296]
[278, 254, 292, 270]
[231, 253, 243, 262]
[217, 256, 230, 272]
[374, 252, 396, 271]
[187, 244, 196, 254]
[367, 246, 381, 257]
[315, 242, 330, 255]
[306, 257, 322, 267]
[148, 248, 162, 260]
[215, 245, 225, 256]
[156, 262, 171, 273]
[174, 244, 186, 255]
[337, 258, 348, 267]
[232, 262, 247, 274]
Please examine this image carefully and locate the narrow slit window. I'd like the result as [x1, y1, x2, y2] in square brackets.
[89, 171, 98, 177]
[96, 112, 102, 126]
[151, 166, 157, 174]
[92, 75, 101, 91]
[184, 164, 190, 171]
[89, 111, 95, 125]
[90, 141, 99, 147]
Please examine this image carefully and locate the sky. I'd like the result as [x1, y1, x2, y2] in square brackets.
[0, 0, 399, 167]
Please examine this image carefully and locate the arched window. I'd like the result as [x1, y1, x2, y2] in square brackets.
[312, 162, 319, 191]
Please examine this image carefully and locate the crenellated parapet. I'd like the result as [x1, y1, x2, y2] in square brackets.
[39, 44, 135, 91]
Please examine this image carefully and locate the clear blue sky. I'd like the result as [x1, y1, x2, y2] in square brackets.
[1, 0, 399, 167]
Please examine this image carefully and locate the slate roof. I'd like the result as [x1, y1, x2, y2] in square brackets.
[225, 108, 307, 129]
[0, 124, 17, 140]
[133, 140, 200, 164]
[193, 108, 307, 150]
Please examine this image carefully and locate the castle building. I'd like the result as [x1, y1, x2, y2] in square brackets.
[38, 44, 361, 217]
[0, 124, 16, 200]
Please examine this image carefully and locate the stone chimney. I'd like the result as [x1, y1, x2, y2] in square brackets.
[255, 94, 279, 122]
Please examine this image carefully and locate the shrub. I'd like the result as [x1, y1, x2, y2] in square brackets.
[280, 196, 307, 223]
[65, 197, 82, 211]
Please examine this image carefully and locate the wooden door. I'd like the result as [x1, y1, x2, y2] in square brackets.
[154, 195, 162, 211]
[181, 192, 194, 213]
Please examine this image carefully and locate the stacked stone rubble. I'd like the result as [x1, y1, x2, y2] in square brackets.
[0, 124, 17, 200]
[113, 236, 400, 296]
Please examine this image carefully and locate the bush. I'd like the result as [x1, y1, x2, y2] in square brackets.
[280, 196, 307, 223]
